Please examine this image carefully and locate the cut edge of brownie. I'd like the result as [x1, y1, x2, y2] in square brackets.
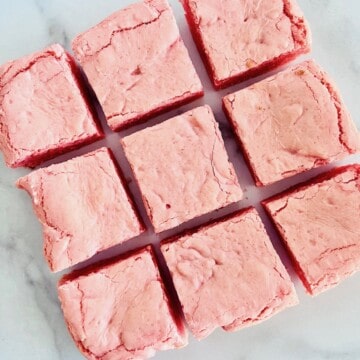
[110, 89, 204, 132]
[119, 136, 156, 228]
[222, 98, 265, 187]
[0, 45, 104, 169]
[65, 50, 104, 137]
[105, 148, 146, 234]
[9, 132, 103, 169]
[182, 0, 311, 90]
[222, 291, 298, 333]
[303, 60, 360, 154]
[160, 206, 255, 249]
[261, 164, 360, 295]
[58, 245, 188, 355]
[58, 245, 152, 289]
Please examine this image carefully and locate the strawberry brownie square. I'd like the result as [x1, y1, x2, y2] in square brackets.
[17, 147, 144, 272]
[72, 0, 203, 131]
[0, 44, 103, 168]
[58, 246, 187, 360]
[161, 208, 298, 339]
[223, 60, 360, 186]
[181, 0, 311, 89]
[263, 165, 360, 296]
[121, 105, 243, 233]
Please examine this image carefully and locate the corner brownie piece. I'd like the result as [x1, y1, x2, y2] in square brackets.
[263, 165, 360, 296]
[72, 0, 203, 131]
[182, 0, 311, 89]
[58, 246, 187, 360]
[161, 208, 298, 339]
[17, 147, 144, 272]
[223, 60, 360, 186]
[0, 44, 103, 168]
[121, 105, 243, 233]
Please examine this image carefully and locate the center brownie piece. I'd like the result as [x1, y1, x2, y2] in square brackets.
[161, 208, 298, 339]
[17, 147, 144, 272]
[121, 105, 243, 233]
[58, 246, 188, 360]
[223, 60, 360, 186]
[72, 0, 203, 131]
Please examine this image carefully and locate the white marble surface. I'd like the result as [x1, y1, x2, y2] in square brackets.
[1, 1, 360, 359]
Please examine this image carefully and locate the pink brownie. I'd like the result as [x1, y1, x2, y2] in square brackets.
[223, 60, 360, 186]
[121, 105, 243, 233]
[263, 165, 360, 296]
[72, 0, 203, 131]
[58, 246, 187, 360]
[161, 208, 298, 339]
[0, 44, 103, 168]
[182, 0, 311, 89]
[17, 147, 144, 272]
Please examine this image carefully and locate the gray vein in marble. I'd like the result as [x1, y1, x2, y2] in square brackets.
[1, 233, 64, 360]
[33, 0, 70, 48]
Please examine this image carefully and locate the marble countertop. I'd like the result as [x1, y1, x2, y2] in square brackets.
[1, 1, 360, 359]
